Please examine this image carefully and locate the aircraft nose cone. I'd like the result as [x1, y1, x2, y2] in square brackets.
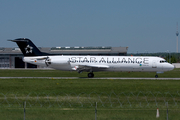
[169, 64, 175, 71]
[163, 63, 174, 71]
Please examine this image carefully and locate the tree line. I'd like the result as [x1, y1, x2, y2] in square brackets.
[127, 53, 180, 63]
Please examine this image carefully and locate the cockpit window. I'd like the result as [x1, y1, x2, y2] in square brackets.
[160, 60, 167, 63]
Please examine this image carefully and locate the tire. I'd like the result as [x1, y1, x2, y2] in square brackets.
[88, 73, 94, 78]
[155, 75, 158, 78]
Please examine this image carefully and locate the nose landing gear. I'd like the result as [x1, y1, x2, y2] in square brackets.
[155, 74, 158, 78]
[155, 72, 164, 78]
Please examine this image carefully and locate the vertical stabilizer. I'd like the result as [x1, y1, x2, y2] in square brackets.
[9, 38, 47, 56]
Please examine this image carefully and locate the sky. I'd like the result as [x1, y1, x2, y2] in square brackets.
[0, 0, 180, 53]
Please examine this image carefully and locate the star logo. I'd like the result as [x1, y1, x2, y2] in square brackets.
[25, 45, 33, 54]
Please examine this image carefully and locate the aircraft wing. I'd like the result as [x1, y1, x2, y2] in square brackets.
[72, 64, 109, 73]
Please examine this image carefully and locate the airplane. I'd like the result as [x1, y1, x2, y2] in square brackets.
[9, 38, 174, 78]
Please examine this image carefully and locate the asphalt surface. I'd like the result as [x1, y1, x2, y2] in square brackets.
[0, 77, 180, 80]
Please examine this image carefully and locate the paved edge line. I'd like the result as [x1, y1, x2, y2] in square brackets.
[0, 77, 180, 80]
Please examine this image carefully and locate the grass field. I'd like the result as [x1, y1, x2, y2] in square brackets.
[0, 69, 180, 119]
[0, 68, 180, 78]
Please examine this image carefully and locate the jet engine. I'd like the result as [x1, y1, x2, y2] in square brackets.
[45, 57, 70, 66]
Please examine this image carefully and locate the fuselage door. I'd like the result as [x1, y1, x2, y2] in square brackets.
[152, 60, 157, 68]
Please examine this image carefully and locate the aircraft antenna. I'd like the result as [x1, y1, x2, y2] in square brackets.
[176, 22, 179, 53]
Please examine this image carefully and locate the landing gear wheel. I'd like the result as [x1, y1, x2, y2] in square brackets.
[155, 75, 158, 78]
[88, 73, 94, 78]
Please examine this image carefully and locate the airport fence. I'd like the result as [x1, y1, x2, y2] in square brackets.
[0, 91, 180, 109]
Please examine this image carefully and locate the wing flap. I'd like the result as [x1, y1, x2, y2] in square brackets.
[72, 64, 109, 72]
[83, 64, 109, 69]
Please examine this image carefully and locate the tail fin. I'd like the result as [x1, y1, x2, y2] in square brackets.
[9, 38, 48, 56]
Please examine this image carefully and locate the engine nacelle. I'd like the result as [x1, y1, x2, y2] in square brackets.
[45, 57, 69, 66]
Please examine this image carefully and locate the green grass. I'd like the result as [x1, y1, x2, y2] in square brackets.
[0, 69, 180, 119]
[0, 68, 180, 78]
[0, 78, 179, 94]
[1, 108, 180, 120]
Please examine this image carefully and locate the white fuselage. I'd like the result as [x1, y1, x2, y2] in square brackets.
[23, 55, 174, 73]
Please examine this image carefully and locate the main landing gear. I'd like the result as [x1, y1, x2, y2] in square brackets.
[88, 72, 94, 78]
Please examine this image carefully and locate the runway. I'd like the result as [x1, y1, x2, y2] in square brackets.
[0, 77, 180, 80]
